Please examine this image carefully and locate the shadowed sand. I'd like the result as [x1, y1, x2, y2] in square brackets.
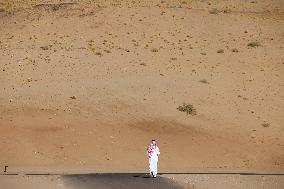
[1, 173, 283, 189]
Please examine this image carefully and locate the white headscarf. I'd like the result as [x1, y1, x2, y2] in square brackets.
[147, 140, 157, 156]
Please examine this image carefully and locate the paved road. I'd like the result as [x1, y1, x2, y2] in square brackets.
[62, 173, 184, 189]
[1, 173, 283, 189]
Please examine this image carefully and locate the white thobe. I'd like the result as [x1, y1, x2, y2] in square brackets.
[148, 147, 160, 176]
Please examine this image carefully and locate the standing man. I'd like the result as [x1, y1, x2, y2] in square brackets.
[147, 139, 160, 178]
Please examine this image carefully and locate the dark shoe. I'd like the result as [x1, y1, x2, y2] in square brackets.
[151, 172, 154, 177]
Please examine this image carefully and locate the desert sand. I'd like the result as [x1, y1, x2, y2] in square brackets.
[0, 0, 284, 182]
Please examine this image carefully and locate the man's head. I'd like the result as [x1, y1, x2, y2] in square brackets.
[151, 139, 156, 145]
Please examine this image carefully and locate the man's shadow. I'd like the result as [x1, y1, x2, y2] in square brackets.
[133, 174, 153, 179]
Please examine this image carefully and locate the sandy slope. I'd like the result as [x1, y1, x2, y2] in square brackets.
[0, 0, 283, 173]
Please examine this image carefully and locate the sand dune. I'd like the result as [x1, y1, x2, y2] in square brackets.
[0, 0, 283, 174]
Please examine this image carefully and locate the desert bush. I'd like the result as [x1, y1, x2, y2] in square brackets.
[261, 123, 270, 127]
[217, 49, 224, 53]
[177, 103, 196, 115]
[199, 79, 208, 84]
[70, 96, 76, 100]
[248, 41, 261, 48]
[231, 48, 239, 52]
[151, 48, 158, 52]
[40, 46, 49, 50]
[95, 52, 102, 56]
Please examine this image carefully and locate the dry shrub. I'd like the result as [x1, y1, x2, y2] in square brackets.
[177, 103, 196, 115]
[248, 41, 261, 48]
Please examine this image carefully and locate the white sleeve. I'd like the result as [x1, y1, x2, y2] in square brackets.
[157, 147, 160, 155]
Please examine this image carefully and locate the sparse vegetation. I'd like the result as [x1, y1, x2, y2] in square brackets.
[199, 79, 209, 84]
[177, 103, 196, 115]
[151, 48, 158, 52]
[40, 46, 49, 50]
[248, 41, 261, 48]
[70, 96, 76, 100]
[231, 48, 239, 52]
[95, 52, 102, 56]
[261, 123, 270, 127]
[217, 49, 224, 53]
